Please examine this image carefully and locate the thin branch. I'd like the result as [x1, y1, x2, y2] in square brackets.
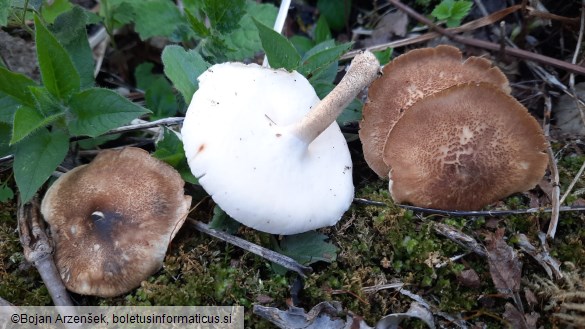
[543, 94, 561, 240]
[187, 218, 312, 278]
[399, 204, 585, 217]
[386, 0, 585, 76]
[433, 222, 487, 257]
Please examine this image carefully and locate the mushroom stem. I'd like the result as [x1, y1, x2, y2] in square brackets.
[288, 51, 380, 144]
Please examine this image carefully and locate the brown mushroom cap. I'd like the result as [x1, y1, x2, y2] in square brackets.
[383, 82, 548, 211]
[40, 147, 191, 297]
[360, 45, 511, 178]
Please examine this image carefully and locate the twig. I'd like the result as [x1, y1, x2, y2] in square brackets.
[399, 204, 585, 217]
[543, 94, 561, 240]
[560, 160, 585, 204]
[187, 218, 312, 278]
[433, 222, 487, 257]
[352, 197, 387, 207]
[386, 0, 585, 76]
[17, 196, 73, 306]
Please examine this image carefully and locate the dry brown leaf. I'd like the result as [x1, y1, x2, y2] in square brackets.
[485, 228, 522, 296]
[503, 303, 539, 329]
[457, 269, 481, 289]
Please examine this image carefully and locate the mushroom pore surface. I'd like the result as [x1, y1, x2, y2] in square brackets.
[383, 83, 548, 211]
[41, 147, 191, 297]
[360, 45, 511, 178]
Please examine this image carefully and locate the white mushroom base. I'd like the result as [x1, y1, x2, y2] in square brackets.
[182, 63, 354, 235]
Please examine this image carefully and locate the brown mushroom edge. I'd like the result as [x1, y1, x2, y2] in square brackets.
[383, 82, 548, 211]
[360, 45, 511, 178]
[40, 147, 192, 298]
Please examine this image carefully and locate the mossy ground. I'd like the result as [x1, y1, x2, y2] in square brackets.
[1, 150, 585, 328]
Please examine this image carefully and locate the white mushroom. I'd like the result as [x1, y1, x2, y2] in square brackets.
[182, 52, 379, 235]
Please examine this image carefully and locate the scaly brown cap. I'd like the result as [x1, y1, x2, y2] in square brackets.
[360, 45, 510, 178]
[383, 83, 548, 210]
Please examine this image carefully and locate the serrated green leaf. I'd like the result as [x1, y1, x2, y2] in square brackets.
[253, 18, 300, 70]
[317, 0, 351, 31]
[153, 128, 197, 184]
[274, 231, 338, 266]
[448, 0, 472, 27]
[0, 122, 12, 157]
[0, 0, 12, 27]
[203, 0, 245, 33]
[41, 0, 72, 24]
[0, 184, 13, 203]
[208, 205, 240, 234]
[11, 105, 64, 145]
[224, 0, 277, 61]
[50, 6, 94, 89]
[0, 67, 37, 107]
[0, 92, 20, 123]
[185, 8, 210, 38]
[314, 16, 331, 44]
[68, 88, 150, 137]
[132, 0, 186, 40]
[298, 42, 352, 78]
[14, 128, 69, 203]
[162, 45, 210, 103]
[34, 14, 80, 99]
[431, 0, 453, 20]
[337, 98, 362, 126]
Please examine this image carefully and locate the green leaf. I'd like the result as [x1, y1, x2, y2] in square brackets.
[431, 0, 453, 20]
[448, 0, 473, 27]
[0, 92, 20, 123]
[223, 0, 277, 61]
[153, 128, 197, 184]
[202, 0, 245, 33]
[0, 122, 12, 157]
[273, 231, 338, 266]
[0, 0, 12, 27]
[253, 18, 300, 70]
[134, 62, 157, 90]
[0, 67, 37, 107]
[41, 0, 72, 24]
[67, 87, 150, 137]
[162, 45, 210, 103]
[208, 205, 240, 234]
[185, 8, 210, 38]
[374, 47, 393, 65]
[336, 98, 362, 126]
[34, 14, 80, 99]
[298, 42, 353, 79]
[290, 35, 314, 57]
[314, 16, 332, 44]
[50, 6, 94, 89]
[0, 184, 14, 203]
[132, 0, 186, 40]
[11, 105, 64, 145]
[14, 128, 69, 203]
[145, 78, 178, 120]
[317, 0, 351, 31]
[76, 133, 120, 150]
[28, 86, 64, 117]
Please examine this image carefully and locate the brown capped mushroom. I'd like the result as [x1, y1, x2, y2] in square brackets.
[360, 45, 510, 178]
[383, 82, 548, 210]
[40, 147, 191, 297]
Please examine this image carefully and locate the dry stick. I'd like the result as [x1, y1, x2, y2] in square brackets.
[0, 117, 186, 166]
[342, 4, 525, 60]
[562, 0, 585, 205]
[187, 218, 312, 278]
[17, 197, 73, 306]
[543, 95, 561, 240]
[387, 0, 585, 76]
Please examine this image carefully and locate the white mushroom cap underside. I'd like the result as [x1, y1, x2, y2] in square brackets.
[182, 63, 354, 235]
